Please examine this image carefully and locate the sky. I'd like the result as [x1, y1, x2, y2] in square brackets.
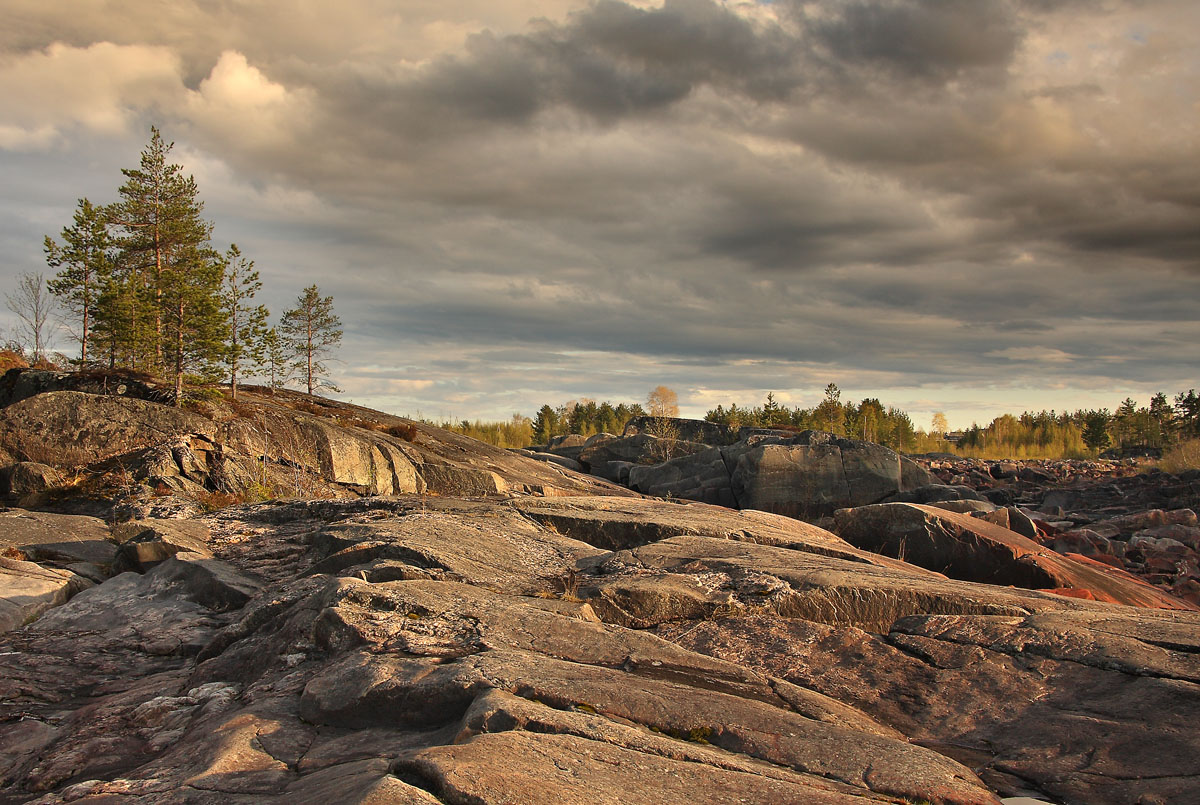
[1, 0, 1197, 430]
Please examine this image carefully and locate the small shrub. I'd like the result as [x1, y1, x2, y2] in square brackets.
[385, 423, 419, 442]
[1160, 440, 1200, 474]
[181, 398, 217, 419]
[294, 401, 329, 417]
[195, 490, 245, 511]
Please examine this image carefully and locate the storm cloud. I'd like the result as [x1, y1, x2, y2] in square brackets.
[1, 0, 1196, 427]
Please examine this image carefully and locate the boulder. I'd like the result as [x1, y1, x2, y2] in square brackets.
[621, 416, 738, 445]
[112, 519, 214, 573]
[928, 499, 998, 515]
[729, 432, 902, 519]
[0, 390, 215, 466]
[418, 463, 507, 496]
[527, 452, 584, 472]
[578, 433, 707, 474]
[3, 461, 63, 497]
[900, 455, 936, 489]
[887, 484, 984, 504]
[542, 433, 587, 462]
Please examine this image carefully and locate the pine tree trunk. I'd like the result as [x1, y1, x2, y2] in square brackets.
[174, 299, 184, 406]
[154, 201, 164, 370]
[307, 319, 314, 395]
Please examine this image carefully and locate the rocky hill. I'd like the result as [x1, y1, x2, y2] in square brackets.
[1, 374, 1198, 804]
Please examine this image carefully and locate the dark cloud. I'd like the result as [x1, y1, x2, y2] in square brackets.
[806, 0, 1022, 82]
[395, 0, 805, 126]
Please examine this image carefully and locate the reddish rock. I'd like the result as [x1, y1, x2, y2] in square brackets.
[1041, 587, 1097, 601]
[833, 503, 1197, 611]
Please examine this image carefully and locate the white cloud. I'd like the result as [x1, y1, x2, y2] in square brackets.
[183, 51, 314, 149]
[0, 42, 182, 146]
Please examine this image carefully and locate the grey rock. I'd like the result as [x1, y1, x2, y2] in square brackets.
[622, 415, 738, 445]
[887, 484, 984, 504]
[628, 446, 736, 506]
[900, 455, 936, 490]
[113, 518, 214, 573]
[0, 556, 91, 631]
[4, 444, 1198, 805]
[833, 503, 1195, 610]
[527, 452, 583, 472]
[4, 461, 63, 497]
[0, 508, 117, 566]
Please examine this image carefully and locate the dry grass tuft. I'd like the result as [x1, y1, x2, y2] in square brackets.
[1160, 440, 1200, 474]
[0, 350, 29, 371]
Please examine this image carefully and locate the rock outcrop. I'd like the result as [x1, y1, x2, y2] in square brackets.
[548, 424, 930, 519]
[0, 371, 631, 513]
[833, 503, 1196, 610]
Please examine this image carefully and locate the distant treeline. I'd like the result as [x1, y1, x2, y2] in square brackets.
[702, 385, 919, 451]
[956, 391, 1200, 459]
[438, 385, 1200, 463]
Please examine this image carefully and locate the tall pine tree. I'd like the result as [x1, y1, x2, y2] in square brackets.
[45, 198, 112, 364]
[281, 285, 342, 395]
[110, 127, 213, 372]
[220, 244, 269, 400]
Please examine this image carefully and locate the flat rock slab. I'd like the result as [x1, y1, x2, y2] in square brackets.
[307, 501, 608, 595]
[603, 533, 1096, 633]
[0, 556, 90, 632]
[399, 730, 920, 804]
[509, 494, 915, 570]
[4, 492, 1199, 805]
[0, 508, 116, 566]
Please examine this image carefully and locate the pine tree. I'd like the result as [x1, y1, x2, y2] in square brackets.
[45, 198, 112, 364]
[1082, 410, 1112, 453]
[110, 126, 213, 372]
[280, 285, 342, 395]
[532, 404, 559, 444]
[220, 244, 269, 400]
[815, 383, 844, 435]
[161, 242, 226, 403]
[260, 326, 292, 392]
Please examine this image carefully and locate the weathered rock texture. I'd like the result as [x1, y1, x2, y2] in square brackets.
[910, 455, 1200, 608]
[2, 489, 1197, 804]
